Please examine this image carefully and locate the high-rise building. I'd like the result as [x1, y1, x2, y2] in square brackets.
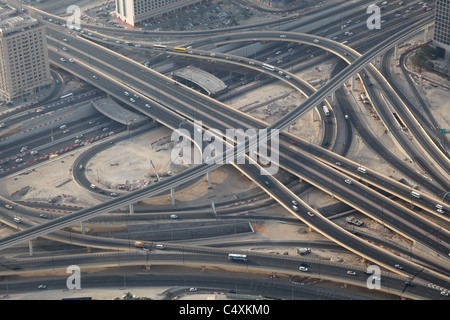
[434, 0, 450, 61]
[115, 0, 207, 26]
[0, 5, 52, 103]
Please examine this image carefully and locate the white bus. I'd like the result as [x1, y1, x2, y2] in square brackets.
[60, 93, 73, 100]
[153, 44, 167, 50]
[228, 254, 247, 261]
[322, 105, 330, 116]
[262, 63, 275, 71]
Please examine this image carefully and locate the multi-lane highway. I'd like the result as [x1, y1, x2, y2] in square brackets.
[1, 0, 449, 299]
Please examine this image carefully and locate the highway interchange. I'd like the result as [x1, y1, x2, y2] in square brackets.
[0, 0, 449, 300]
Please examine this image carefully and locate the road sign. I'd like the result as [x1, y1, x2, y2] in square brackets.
[440, 129, 449, 134]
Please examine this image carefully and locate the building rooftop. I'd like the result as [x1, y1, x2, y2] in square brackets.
[0, 13, 38, 37]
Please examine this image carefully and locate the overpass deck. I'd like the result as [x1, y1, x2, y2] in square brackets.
[92, 97, 148, 126]
[172, 66, 227, 96]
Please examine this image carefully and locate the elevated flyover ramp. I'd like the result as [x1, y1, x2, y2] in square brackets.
[92, 97, 148, 126]
[172, 66, 227, 96]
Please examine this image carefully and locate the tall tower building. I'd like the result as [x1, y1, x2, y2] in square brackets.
[434, 0, 450, 61]
[115, 0, 207, 26]
[0, 6, 52, 103]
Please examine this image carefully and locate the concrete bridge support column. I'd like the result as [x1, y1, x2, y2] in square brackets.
[29, 240, 33, 256]
[331, 92, 336, 106]
[351, 75, 355, 91]
[171, 187, 175, 206]
[424, 25, 429, 42]
[207, 171, 212, 189]
[81, 222, 85, 235]
[394, 43, 399, 60]
[129, 203, 134, 215]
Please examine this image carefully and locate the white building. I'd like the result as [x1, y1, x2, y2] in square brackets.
[115, 0, 207, 26]
[0, 5, 52, 103]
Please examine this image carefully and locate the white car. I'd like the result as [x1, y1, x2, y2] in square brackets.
[38, 285, 46, 289]
[345, 179, 352, 185]
[15, 158, 23, 163]
[30, 150, 38, 155]
[145, 104, 151, 108]
[189, 288, 198, 292]
[130, 98, 135, 103]
[299, 266, 308, 272]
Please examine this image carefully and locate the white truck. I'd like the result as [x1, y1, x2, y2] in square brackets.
[346, 216, 363, 226]
[297, 248, 311, 255]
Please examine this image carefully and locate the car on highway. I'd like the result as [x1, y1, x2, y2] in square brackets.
[63, 129, 70, 134]
[345, 179, 352, 185]
[60, 58, 66, 62]
[299, 266, 308, 272]
[307, 211, 314, 217]
[76, 134, 83, 139]
[20, 146, 28, 152]
[441, 291, 449, 296]
[130, 98, 135, 103]
[5, 205, 13, 210]
[69, 58, 75, 63]
[39, 213, 48, 219]
[110, 193, 118, 197]
[74, 139, 81, 144]
[170, 214, 178, 219]
[59, 125, 67, 130]
[102, 127, 109, 132]
[292, 200, 298, 205]
[0, 123, 5, 128]
[347, 270, 356, 276]
[145, 104, 151, 108]
[38, 285, 46, 289]
[189, 288, 198, 292]
[394, 264, 403, 270]
[92, 75, 99, 80]
[15, 158, 23, 163]
[30, 150, 38, 155]
[292, 205, 298, 211]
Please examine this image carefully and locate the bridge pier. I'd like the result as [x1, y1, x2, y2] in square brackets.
[424, 25, 429, 42]
[171, 187, 175, 206]
[394, 43, 399, 60]
[351, 75, 355, 91]
[207, 171, 212, 189]
[129, 203, 134, 215]
[81, 221, 85, 235]
[29, 240, 33, 256]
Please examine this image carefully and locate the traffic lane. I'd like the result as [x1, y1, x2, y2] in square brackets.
[280, 144, 450, 251]
[51, 33, 450, 258]
[0, 116, 113, 162]
[49, 28, 450, 252]
[240, 161, 450, 290]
